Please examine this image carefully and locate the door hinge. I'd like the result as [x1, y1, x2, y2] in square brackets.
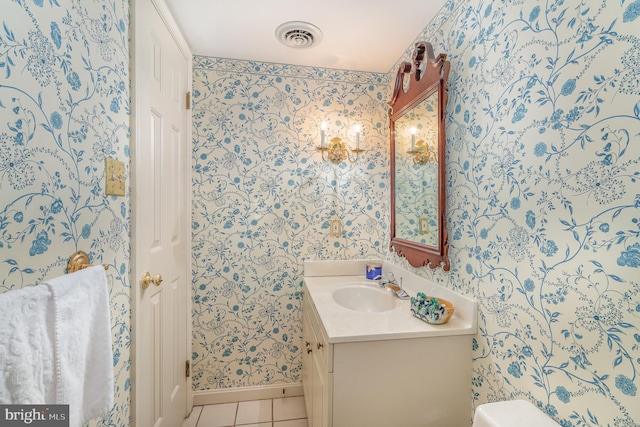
[185, 360, 191, 377]
[186, 91, 191, 110]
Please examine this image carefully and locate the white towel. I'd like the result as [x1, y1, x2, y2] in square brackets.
[43, 265, 114, 427]
[0, 284, 56, 404]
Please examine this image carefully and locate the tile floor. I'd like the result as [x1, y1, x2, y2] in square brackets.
[182, 396, 308, 427]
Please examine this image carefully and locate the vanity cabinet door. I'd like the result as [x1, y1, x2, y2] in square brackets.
[302, 309, 313, 417]
[311, 349, 330, 427]
[303, 294, 332, 427]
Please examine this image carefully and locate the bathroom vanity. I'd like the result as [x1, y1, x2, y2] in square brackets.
[302, 260, 477, 427]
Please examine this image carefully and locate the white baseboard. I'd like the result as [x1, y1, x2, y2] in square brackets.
[193, 383, 304, 406]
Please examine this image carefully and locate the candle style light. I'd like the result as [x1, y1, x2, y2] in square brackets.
[321, 121, 327, 148]
[315, 121, 365, 164]
[410, 126, 417, 150]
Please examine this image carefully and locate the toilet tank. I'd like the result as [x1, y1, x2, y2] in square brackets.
[473, 400, 560, 427]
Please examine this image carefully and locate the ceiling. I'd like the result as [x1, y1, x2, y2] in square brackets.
[163, 0, 448, 74]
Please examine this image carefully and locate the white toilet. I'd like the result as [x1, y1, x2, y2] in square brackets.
[473, 400, 561, 427]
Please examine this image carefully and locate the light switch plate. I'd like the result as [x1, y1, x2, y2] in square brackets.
[419, 217, 430, 235]
[105, 157, 125, 196]
[329, 219, 342, 237]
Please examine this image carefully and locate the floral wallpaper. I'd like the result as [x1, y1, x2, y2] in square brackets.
[387, 0, 640, 425]
[191, 57, 390, 389]
[192, 1, 640, 423]
[5, 0, 630, 425]
[0, 0, 130, 426]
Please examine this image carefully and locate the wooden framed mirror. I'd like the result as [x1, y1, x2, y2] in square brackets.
[389, 42, 450, 270]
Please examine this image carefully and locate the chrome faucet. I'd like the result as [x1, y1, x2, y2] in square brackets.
[379, 272, 411, 299]
[380, 273, 404, 290]
[379, 272, 397, 288]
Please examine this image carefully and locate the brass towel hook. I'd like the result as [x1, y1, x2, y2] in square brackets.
[67, 250, 109, 273]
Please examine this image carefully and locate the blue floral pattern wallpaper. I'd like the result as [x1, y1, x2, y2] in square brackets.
[387, 0, 640, 425]
[0, 1, 130, 426]
[191, 57, 390, 389]
[193, 0, 640, 424]
[5, 0, 636, 425]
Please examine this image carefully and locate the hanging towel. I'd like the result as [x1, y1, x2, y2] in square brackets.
[43, 265, 114, 427]
[0, 284, 56, 404]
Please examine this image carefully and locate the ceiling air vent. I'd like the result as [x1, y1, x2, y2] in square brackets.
[276, 21, 323, 49]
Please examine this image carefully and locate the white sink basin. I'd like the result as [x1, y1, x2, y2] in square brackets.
[332, 284, 397, 313]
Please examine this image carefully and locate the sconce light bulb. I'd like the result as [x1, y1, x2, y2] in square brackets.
[320, 121, 327, 147]
[410, 127, 416, 150]
[354, 124, 361, 133]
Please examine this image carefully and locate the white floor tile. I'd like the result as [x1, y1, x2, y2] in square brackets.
[236, 424, 271, 427]
[197, 402, 238, 427]
[182, 406, 202, 427]
[274, 419, 308, 427]
[273, 396, 306, 421]
[235, 399, 272, 425]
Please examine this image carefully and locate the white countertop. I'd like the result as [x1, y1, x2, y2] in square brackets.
[303, 260, 478, 344]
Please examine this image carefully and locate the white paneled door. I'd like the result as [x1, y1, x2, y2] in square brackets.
[133, 0, 192, 425]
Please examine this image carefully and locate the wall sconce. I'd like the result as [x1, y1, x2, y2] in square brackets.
[407, 126, 436, 165]
[316, 122, 364, 164]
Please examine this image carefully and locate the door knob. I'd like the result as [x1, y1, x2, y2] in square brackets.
[141, 271, 163, 289]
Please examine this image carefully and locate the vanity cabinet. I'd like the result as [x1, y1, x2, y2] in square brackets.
[302, 284, 473, 427]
